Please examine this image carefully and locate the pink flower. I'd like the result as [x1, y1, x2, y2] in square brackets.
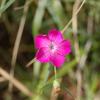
[34, 29, 71, 68]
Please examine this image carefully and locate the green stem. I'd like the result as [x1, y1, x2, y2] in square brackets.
[54, 67, 57, 80]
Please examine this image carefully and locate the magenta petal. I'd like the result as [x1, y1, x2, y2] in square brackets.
[48, 29, 63, 43]
[58, 40, 71, 56]
[34, 34, 50, 49]
[50, 54, 65, 68]
[36, 47, 50, 63]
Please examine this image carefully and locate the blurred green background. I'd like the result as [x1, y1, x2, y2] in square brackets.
[0, 0, 100, 100]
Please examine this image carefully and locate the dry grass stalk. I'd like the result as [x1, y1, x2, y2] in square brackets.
[9, 0, 33, 93]
[61, 0, 86, 34]
[0, 67, 32, 96]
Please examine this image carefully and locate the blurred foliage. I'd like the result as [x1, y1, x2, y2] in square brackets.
[0, 0, 100, 100]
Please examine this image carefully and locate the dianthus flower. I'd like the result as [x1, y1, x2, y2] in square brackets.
[34, 29, 71, 68]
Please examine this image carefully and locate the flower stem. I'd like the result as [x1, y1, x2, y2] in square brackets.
[54, 67, 57, 80]
[61, 0, 86, 34]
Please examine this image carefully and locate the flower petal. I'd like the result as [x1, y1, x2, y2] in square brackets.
[34, 34, 50, 49]
[50, 53, 65, 68]
[36, 47, 50, 63]
[58, 40, 71, 56]
[48, 29, 63, 43]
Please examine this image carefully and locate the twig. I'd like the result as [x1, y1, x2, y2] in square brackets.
[71, 0, 82, 100]
[78, 15, 93, 69]
[50, 79, 61, 100]
[76, 6, 93, 100]
[14, 6, 24, 10]
[0, 77, 6, 82]
[26, 58, 36, 67]
[0, 67, 32, 96]
[78, 41, 92, 69]
[76, 68, 82, 100]
[61, 0, 86, 33]
[50, 88, 60, 100]
[9, 0, 33, 93]
[14, 0, 33, 11]
[72, 0, 81, 61]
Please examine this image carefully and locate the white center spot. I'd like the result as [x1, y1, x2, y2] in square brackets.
[49, 42, 57, 53]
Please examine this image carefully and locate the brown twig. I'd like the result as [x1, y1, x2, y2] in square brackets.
[50, 87, 60, 100]
[61, 0, 86, 34]
[76, 68, 82, 100]
[72, 0, 81, 62]
[72, 0, 82, 100]
[50, 79, 61, 100]
[9, 0, 33, 93]
[73, 3, 93, 100]
[0, 77, 6, 82]
[26, 58, 36, 67]
[77, 15, 93, 100]
[0, 67, 32, 96]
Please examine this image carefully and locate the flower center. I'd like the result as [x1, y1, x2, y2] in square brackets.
[50, 44, 54, 49]
[49, 42, 57, 53]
